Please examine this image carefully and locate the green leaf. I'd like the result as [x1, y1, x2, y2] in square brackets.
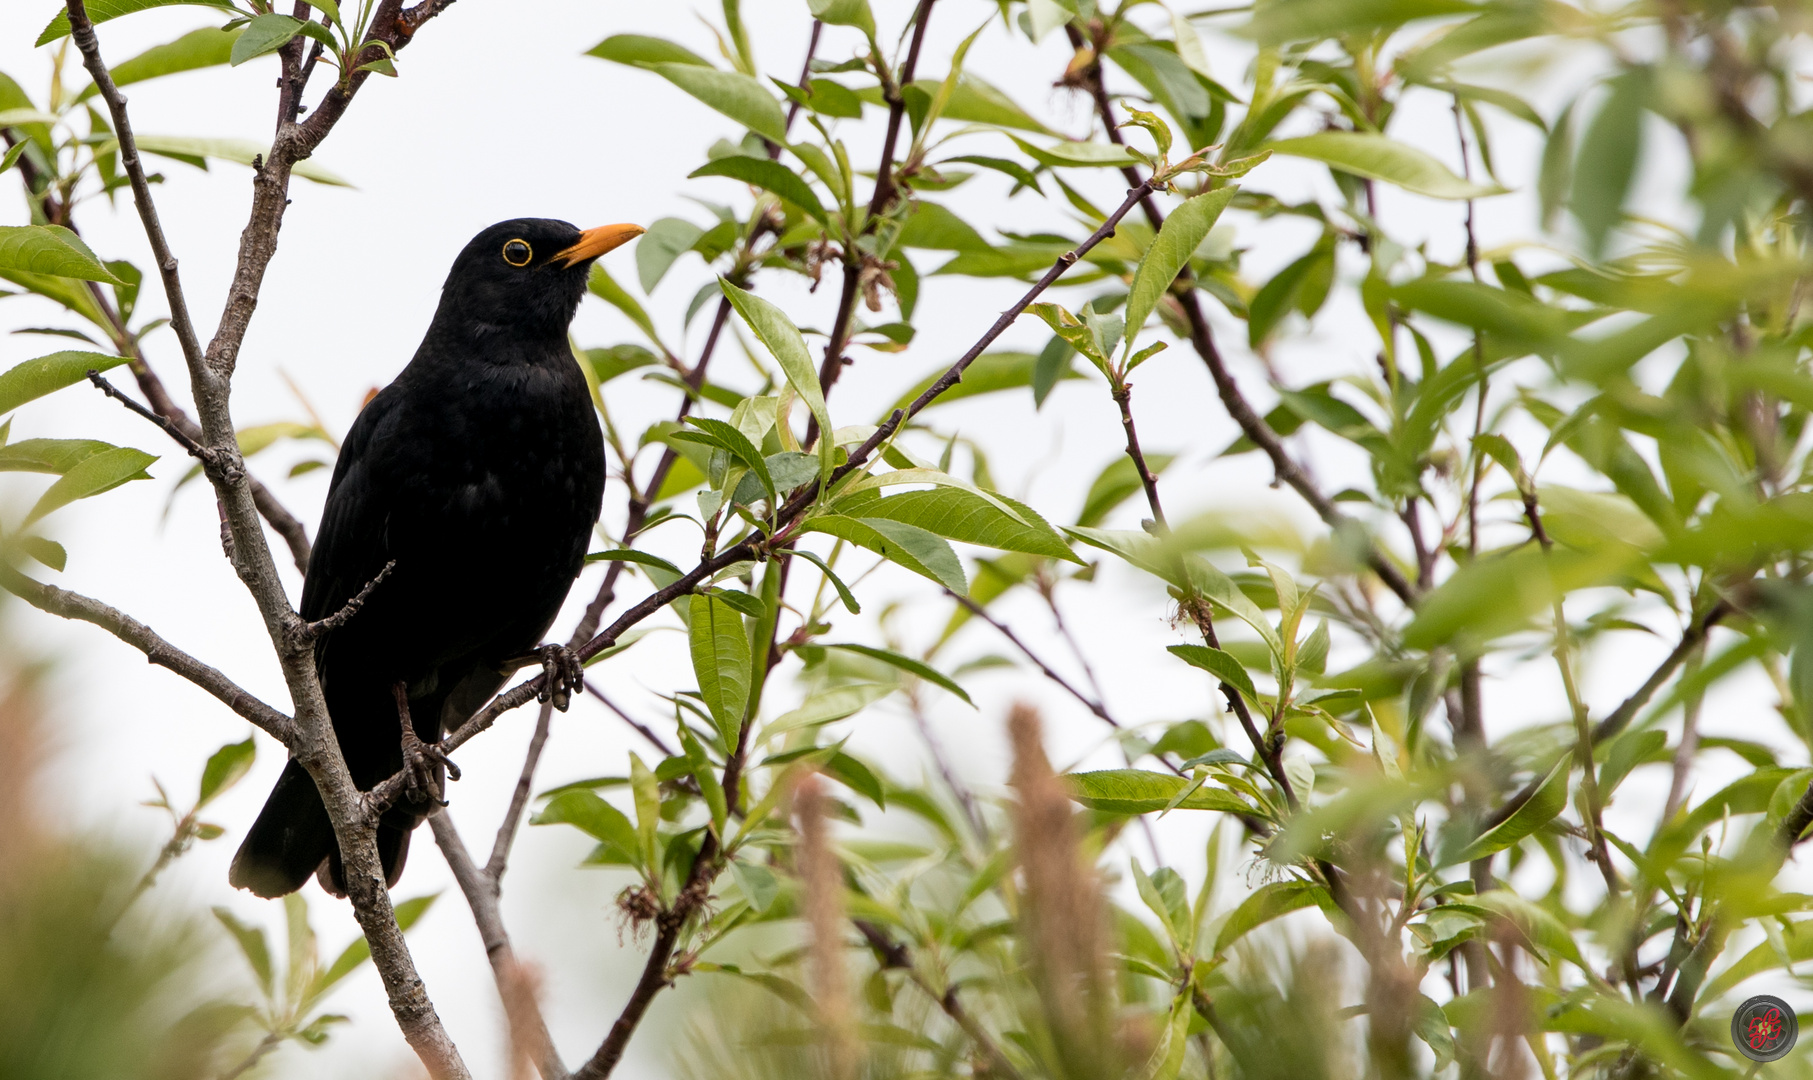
[585, 344, 660, 384]
[942, 154, 1043, 192]
[1570, 70, 1647, 256]
[0, 228, 123, 284]
[682, 416, 776, 509]
[690, 593, 752, 746]
[720, 279, 834, 474]
[212, 907, 273, 996]
[18, 536, 66, 571]
[838, 486, 1080, 562]
[807, 0, 876, 37]
[828, 752, 885, 808]
[1123, 186, 1237, 342]
[1267, 132, 1505, 199]
[1133, 860, 1193, 951]
[37, 0, 234, 46]
[313, 893, 438, 996]
[24, 446, 157, 526]
[689, 156, 826, 223]
[1064, 769, 1253, 815]
[0, 438, 118, 475]
[0, 351, 130, 417]
[587, 263, 664, 347]
[1470, 890, 1586, 969]
[76, 26, 241, 101]
[228, 13, 302, 66]
[1007, 134, 1138, 169]
[728, 859, 779, 912]
[897, 202, 992, 252]
[584, 548, 684, 577]
[1212, 880, 1321, 953]
[1077, 453, 1174, 528]
[650, 63, 788, 144]
[197, 735, 255, 808]
[823, 643, 972, 705]
[800, 515, 967, 594]
[676, 723, 727, 832]
[792, 548, 860, 614]
[125, 135, 349, 186]
[1245, 0, 1480, 45]
[1167, 644, 1259, 705]
[633, 217, 704, 294]
[532, 789, 639, 862]
[629, 753, 661, 874]
[587, 33, 713, 67]
[1447, 755, 1569, 865]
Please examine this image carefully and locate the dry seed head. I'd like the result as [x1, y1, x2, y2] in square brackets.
[797, 773, 858, 1080]
[1007, 702, 1117, 1074]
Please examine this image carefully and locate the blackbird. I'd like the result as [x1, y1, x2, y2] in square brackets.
[230, 217, 641, 898]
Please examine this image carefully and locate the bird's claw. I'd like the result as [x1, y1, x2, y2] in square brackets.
[400, 724, 458, 807]
[536, 644, 584, 711]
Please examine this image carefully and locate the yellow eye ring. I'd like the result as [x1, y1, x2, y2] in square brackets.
[502, 239, 533, 266]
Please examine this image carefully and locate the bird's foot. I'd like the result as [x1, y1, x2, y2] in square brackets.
[393, 681, 459, 806]
[536, 644, 584, 711]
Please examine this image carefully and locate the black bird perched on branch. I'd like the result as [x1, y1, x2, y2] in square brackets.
[230, 217, 641, 899]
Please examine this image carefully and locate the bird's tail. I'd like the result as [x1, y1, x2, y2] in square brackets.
[229, 758, 413, 898]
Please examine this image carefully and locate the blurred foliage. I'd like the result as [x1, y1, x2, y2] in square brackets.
[6, 0, 1813, 1077]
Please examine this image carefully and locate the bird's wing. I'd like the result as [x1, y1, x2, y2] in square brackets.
[299, 388, 403, 623]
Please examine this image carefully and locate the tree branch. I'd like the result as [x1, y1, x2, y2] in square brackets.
[65, 3, 469, 1075]
[0, 565, 294, 742]
[946, 589, 1119, 728]
[854, 919, 1025, 1080]
[809, 0, 935, 432]
[1063, 46, 1417, 607]
[1479, 600, 1732, 833]
[430, 811, 567, 1080]
[362, 179, 1161, 820]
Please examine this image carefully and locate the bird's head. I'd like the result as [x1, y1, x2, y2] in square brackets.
[436, 217, 644, 340]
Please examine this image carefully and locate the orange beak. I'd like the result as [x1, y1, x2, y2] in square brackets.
[553, 223, 645, 267]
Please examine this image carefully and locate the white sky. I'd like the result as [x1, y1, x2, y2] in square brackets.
[0, 2, 1796, 1077]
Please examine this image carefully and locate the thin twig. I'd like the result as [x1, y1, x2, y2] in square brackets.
[809, 0, 936, 434]
[1065, 49, 1416, 607]
[487, 702, 556, 881]
[854, 919, 1025, 1080]
[0, 564, 294, 742]
[215, 1032, 284, 1080]
[296, 559, 394, 641]
[584, 681, 679, 758]
[947, 590, 1118, 727]
[430, 812, 568, 1080]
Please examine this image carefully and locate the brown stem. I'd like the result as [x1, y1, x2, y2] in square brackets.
[1110, 379, 1166, 527]
[584, 681, 680, 758]
[1068, 46, 1417, 607]
[486, 699, 555, 880]
[947, 589, 1119, 728]
[66, 2, 469, 1075]
[0, 564, 293, 742]
[807, 0, 936, 436]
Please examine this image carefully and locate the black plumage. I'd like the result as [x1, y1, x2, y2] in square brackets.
[230, 218, 638, 898]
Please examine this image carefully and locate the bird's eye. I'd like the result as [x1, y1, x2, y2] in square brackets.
[501, 239, 533, 266]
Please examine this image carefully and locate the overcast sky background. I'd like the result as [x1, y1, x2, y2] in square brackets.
[0, 2, 1793, 1077]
